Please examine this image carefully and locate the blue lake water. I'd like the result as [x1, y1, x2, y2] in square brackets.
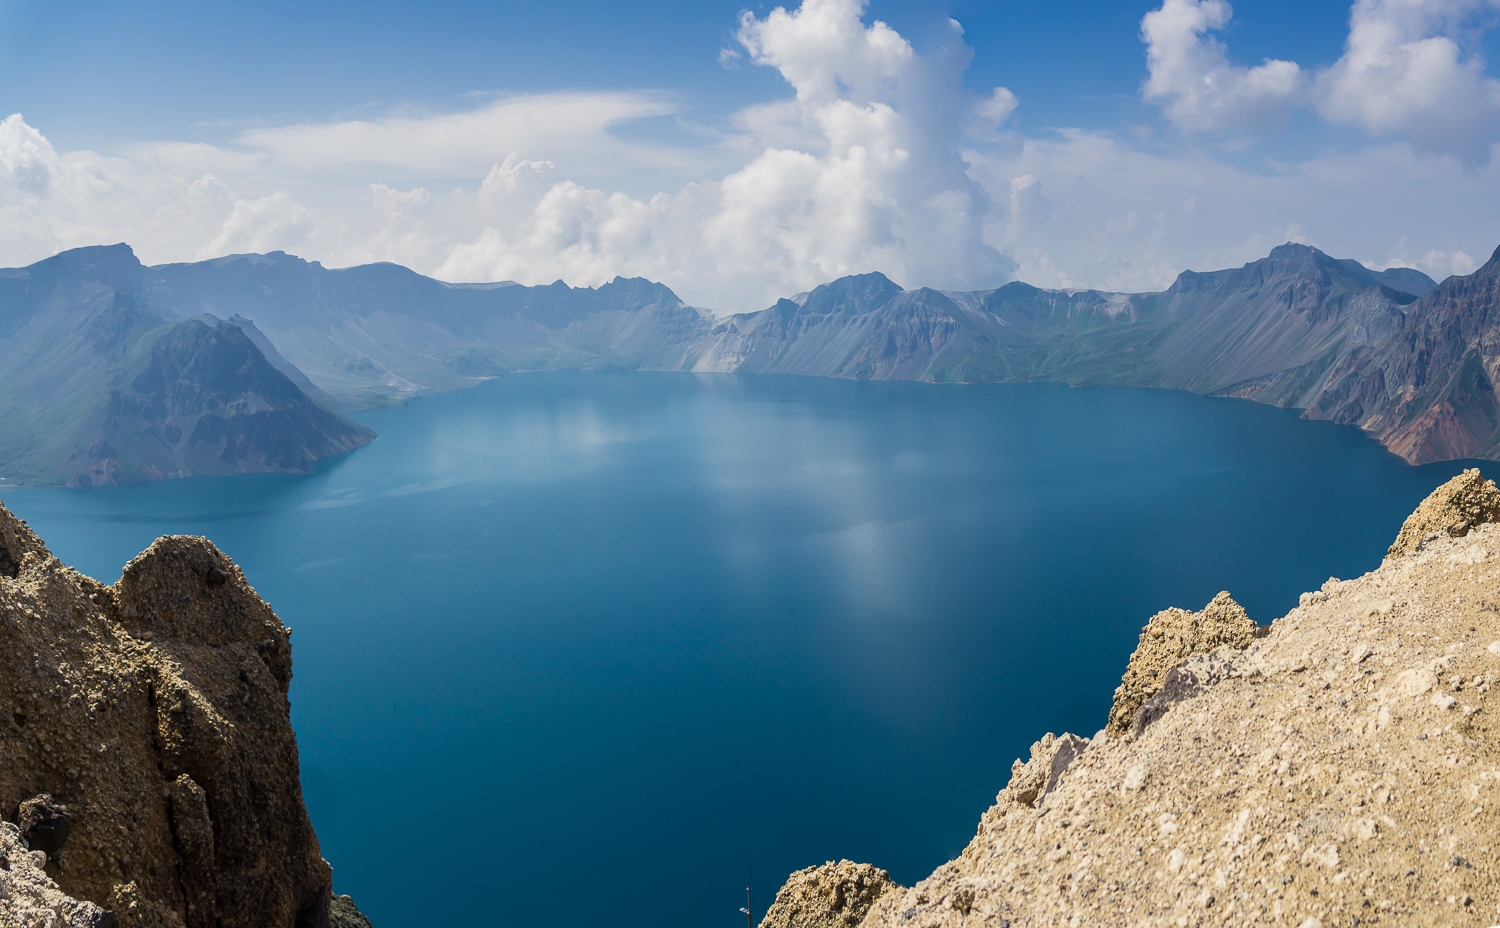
[0, 371, 1480, 927]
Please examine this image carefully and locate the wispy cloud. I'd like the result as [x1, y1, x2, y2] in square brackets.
[236, 92, 700, 179]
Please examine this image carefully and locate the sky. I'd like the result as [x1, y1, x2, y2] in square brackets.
[0, 0, 1498, 311]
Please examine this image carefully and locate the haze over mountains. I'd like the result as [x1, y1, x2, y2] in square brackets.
[13, 238, 1500, 485]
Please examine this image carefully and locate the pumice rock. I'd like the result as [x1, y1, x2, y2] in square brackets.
[0, 501, 336, 927]
[757, 861, 901, 928]
[769, 472, 1500, 927]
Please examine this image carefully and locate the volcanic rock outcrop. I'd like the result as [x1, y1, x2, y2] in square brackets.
[0, 502, 335, 927]
[765, 473, 1500, 927]
[1386, 468, 1500, 559]
[758, 861, 902, 928]
[1105, 591, 1259, 737]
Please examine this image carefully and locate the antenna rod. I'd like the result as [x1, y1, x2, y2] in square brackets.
[739, 860, 754, 928]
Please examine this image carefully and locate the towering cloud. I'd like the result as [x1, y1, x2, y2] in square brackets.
[437, 0, 1016, 309]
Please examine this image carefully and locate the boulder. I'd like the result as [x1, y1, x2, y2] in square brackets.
[17, 793, 71, 860]
[757, 860, 900, 928]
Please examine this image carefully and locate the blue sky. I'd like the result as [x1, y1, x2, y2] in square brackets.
[0, 1, 1371, 147]
[1, 0, 1498, 310]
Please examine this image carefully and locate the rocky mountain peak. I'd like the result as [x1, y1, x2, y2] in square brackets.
[1477, 242, 1500, 275]
[19, 244, 146, 293]
[1163, 242, 1432, 305]
[801, 272, 904, 315]
[1265, 241, 1320, 261]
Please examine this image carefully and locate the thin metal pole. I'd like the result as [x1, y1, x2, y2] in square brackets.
[746, 861, 753, 928]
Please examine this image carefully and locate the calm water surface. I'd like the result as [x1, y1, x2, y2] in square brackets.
[0, 372, 1479, 927]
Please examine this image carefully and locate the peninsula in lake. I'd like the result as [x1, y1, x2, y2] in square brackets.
[15, 238, 1500, 484]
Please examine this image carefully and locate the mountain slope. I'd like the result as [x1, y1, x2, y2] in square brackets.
[685, 245, 1437, 419]
[0, 246, 373, 487]
[1297, 244, 1500, 463]
[1149, 243, 1422, 398]
[145, 252, 711, 407]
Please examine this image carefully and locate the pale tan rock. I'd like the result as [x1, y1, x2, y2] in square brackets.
[0, 501, 331, 927]
[1105, 591, 1257, 736]
[757, 860, 900, 928]
[1386, 467, 1500, 558]
[1396, 667, 1438, 696]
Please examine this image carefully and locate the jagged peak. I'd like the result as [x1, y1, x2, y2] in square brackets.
[1480, 242, 1500, 274]
[812, 271, 903, 293]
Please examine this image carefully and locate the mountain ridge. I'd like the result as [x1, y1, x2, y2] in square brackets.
[17, 239, 1500, 482]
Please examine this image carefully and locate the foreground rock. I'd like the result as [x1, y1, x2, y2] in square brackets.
[770, 474, 1500, 927]
[0, 502, 339, 927]
[1386, 468, 1500, 559]
[329, 895, 373, 928]
[758, 861, 901, 928]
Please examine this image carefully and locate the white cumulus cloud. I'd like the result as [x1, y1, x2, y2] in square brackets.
[435, 0, 1016, 308]
[1141, 0, 1500, 163]
[1141, 0, 1306, 132]
[1316, 0, 1500, 162]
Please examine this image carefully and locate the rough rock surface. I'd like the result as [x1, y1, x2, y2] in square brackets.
[0, 501, 332, 927]
[758, 861, 902, 928]
[0, 821, 116, 927]
[328, 895, 372, 928]
[1387, 468, 1500, 559]
[1106, 591, 1259, 737]
[773, 473, 1500, 927]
